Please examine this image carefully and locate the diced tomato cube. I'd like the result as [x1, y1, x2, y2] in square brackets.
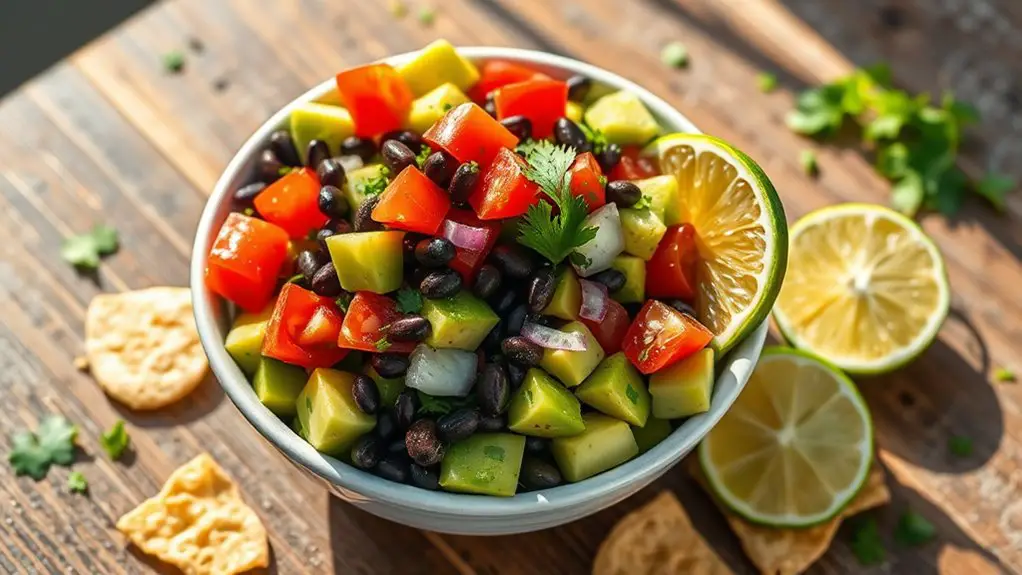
[646, 224, 699, 301]
[335, 63, 414, 137]
[469, 60, 549, 102]
[494, 79, 568, 139]
[205, 213, 289, 312]
[262, 283, 349, 369]
[338, 292, 416, 354]
[253, 168, 328, 239]
[568, 152, 606, 211]
[608, 146, 659, 181]
[424, 103, 518, 169]
[468, 147, 540, 220]
[580, 299, 631, 355]
[371, 167, 451, 235]
[622, 300, 712, 374]
[443, 209, 502, 283]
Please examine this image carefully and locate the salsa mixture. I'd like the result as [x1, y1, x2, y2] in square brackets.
[208, 40, 722, 496]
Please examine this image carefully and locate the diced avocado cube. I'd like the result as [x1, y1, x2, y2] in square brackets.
[421, 291, 499, 351]
[634, 175, 681, 226]
[290, 103, 355, 163]
[632, 418, 673, 454]
[649, 348, 715, 419]
[225, 300, 276, 375]
[610, 255, 646, 303]
[575, 353, 650, 427]
[508, 369, 585, 437]
[397, 39, 481, 96]
[439, 433, 525, 497]
[253, 357, 308, 417]
[295, 368, 376, 455]
[619, 208, 667, 261]
[407, 83, 471, 134]
[542, 268, 582, 320]
[539, 322, 605, 387]
[551, 413, 638, 482]
[364, 365, 405, 407]
[326, 231, 405, 294]
[584, 91, 661, 146]
[343, 164, 388, 212]
[565, 101, 584, 123]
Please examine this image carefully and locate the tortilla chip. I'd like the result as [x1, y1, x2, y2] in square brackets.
[593, 491, 733, 575]
[690, 460, 890, 575]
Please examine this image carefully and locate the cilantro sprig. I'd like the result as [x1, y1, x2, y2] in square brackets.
[67, 471, 88, 495]
[61, 225, 119, 270]
[894, 510, 936, 547]
[99, 420, 130, 461]
[849, 517, 886, 566]
[416, 391, 474, 416]
[8, 415, 78, 480]
[395, 288, 423, 314]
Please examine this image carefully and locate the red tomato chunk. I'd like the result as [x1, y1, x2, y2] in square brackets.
[646, 224, 699, 301]
[338, 292, 416, 354]
[262, 283, 349, 369]
[335, 63, 413, 137]
[469, 60, 549, 102]
[608, 146, 659, 181]
[253, 168, 328, 239]
[424, 103, 519, 169]
[468, 147, 540, 220]
[444, 209, 502, 284]
[372, 167, 451, 235]
[580, 299, 631, 355]
[622, 300, 712, 374]
[494, 79, 568, 140]
[567, 152, 606, 211]
[206, 213, 289, 312]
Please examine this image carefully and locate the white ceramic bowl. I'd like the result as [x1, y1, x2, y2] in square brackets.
[190, 47, 767, 535]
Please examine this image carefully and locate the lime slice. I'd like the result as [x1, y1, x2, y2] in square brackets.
[772, 204, 950, 374]
[699, 347, 873, 527]
[643, 134, 788, 353]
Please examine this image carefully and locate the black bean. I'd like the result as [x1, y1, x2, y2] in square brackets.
[448, 161, 481, 203]
[437, 408, 480, 443]
[341, 136, 377, 162]
[405, 419, 445, 467]
[666, 299, 697, 317]
[591, 269, 627, 293]
[501, 336, 544, 366]
[472, 264, 502, 300]
[382, 130, 425, 153]
[553, 117, 591, 153]
[478, 414, 506, 432]
[306, 139, 331, 169]
[414, 238, 456, 268]
[375, 456, 411, 483]
[375, 410, 399, 440]
[410, 267, 430, 288]
[350, 434, 383, 469]
[420, 268, 462, 299]
[606, 180, 642, 208]
[489, 245, 535, 279]
[257, 149, 285, 182]
[317, 157, 347, 188]
[296, 250, 325, 279]
[353, 196, 384, 232]
[316, 222, 350, 252]
[410, 464, 440, 490]
[477, 363, 510, 416]
[506, 304, 529, 336]
[385, 316, 431, 342]
[491, 288, 518, 316]
[387, 438, 409, 456]
[525, 436, 549, 454]
[351, 374, 381, 415]
[394, 390, 419, 429]
[371, 353, 410, 379]
[520, 457, 562, 490]
[318, 185, 349, 219]
[499, 115, 533, 141]
[507, 362, 527, 388]
[423, 151, 458, 188]
[403, 233, 426, 261]
[381, 140, 417, 175]
[596, 143, 622, 173]
[527, 268, 557, 314]
[269, 130, 302, 166]
[233, 182, 266, 205]
[566, 75, 592, 103]
[310, 263, 343, 297]
[484, 94, 498, 117]
[481, 320, 504, 356]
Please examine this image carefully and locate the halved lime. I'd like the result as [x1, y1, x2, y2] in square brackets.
[643, 134, 787, 354]
[772, 204, 950, 374]
[699, 347, 874, 527]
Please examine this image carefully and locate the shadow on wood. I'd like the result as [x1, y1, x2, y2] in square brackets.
[109, 373, 225, 429]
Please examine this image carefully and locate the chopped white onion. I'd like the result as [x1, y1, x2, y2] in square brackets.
[442, 219, 489, 251]
[578, 279, 609, 322]
[571, 203, 625, 277]
[521, 322, 588, 351]
[404, 345, 477, 397]
[337, 155, 364, 173]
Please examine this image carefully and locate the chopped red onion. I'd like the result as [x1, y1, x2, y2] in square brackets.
[578, 279, 609, 322]
[442, 219, 489, 251]
[521, 322, 588, 351]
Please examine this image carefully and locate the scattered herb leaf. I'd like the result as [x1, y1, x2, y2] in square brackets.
[757, 72, 778, 93]
[578, 124, 608, 154]
[417, 7, 436, 26]
[442, 102, 454, 112]
[850, 517, 886, 566]
[948, 435, 973, 457]
[632, 195, 653, 211]
[8, 415, 78, 480]
[67, 471, 88, 494]
[660, 42, 689, 68]
[598, 175, 608, 187]
[415, 144, 433, 170]
[416, 391, 474, 416]
[61, 225, 119, 269]
[162, 50, 185, 73]
[374, 337, 392, 352]
[360, 171, 390, 196]
[800, 149, 819, 176]
[395, 288, 424, 314]
[895, 510, 936, 547]
[994, 366, 1016, 383]
[975, 173, 1016, 212]
[99, 420, 130, 461]
[625, 384, 639, 405]
[335, 293, 352, 313]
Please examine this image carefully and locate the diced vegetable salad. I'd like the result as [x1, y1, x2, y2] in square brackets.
[209, 40, 718, 496]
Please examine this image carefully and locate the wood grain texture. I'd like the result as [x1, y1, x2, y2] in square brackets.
[0, 0, 1015, 573]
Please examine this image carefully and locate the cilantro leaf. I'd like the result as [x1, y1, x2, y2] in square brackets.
[374, 337, 392, 352]
[335, 293, 352, 313]
[395, 288, 423, 314]
[850, 517, 886, 566]
[162, 50, 185, 73]
[415, 145, 433, 170]
[975, 173, 1015, 212]
[894, 510, 936, 547]
[417, 7, 436, 26]
[360, 168, 391, 196]
[578, 124, 608, 154]
[786, 83, 849, 136]
[67, 471, 88, 495]
[660, 42, 688, 68]
[756, 72, 778, 93]
[632, 195, 653, 211]
[994, 366, 1016, 383]
[8, 415, 78, 480]
[99, 420, 130, 461]
[61, 225, 120, 269]
[416, 391, 474, 416]
[799, 149, 819, 176]
[948, 435, 973, 457]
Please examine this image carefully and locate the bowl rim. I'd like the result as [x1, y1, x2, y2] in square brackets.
[190, 46, 765, 516]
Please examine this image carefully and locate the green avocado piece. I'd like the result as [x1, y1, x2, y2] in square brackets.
[364, 365, 405, 407]
[551, 413, 638, 482]
[575, 352, 650, 427]
[224, 300, 276, 375]
[421, 291, 499, 351]
[649, 348, 715, 419]
[397, 39, 481, 96]
[634, 175, 681, 226]
[253, 358, 308, 417]
[584, 91, 661, 146]
[631, 418, 673, 454]
[295, 369, 376, 455]
[407, 83, 471, 134]
[508, 368, 585, 437]
[326, 231, 405, 294]
[290, 103, 355, 163]
[343, 164, 388, 212]
[619, 208, 667, 261]
[539, 322, 605, 387]
[542, 268, 582, 320]
[439, 433, 525, 497]
[610, 255, 646, 303]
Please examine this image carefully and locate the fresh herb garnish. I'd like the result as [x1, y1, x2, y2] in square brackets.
[994, 366, 1016, 383]
[579, 124, 608, 154]
[632, 195, 653, 211]
[800, 149, 819, 176]
[99, 420, 130, 461]
[442, 102, 454, 112]
[948, 435, 973, 457]
[849, 517, 886, 566]
[335, 293, 352, 313]
[516, 140, 598, 266]
[625, 384, 639, 405]
[894, 510, 936, 547]
[415, 144, 433, 170]
[67, 471, 88, 494]
[598, 175, 608, 187]
[417, 7, 436, 26]
[660, 42, 689, 68]
[374, 337, 392, 352]
[757, 72, 778, 93]
[162, 50, 185, 73]
[395, 288, 424, 314]
[61, 225, 119, 269]
[416, 391, 474, 416]
[8, 415, 78, 480]
[976, 173, 1016, 212]
[360, 169, 391, 196]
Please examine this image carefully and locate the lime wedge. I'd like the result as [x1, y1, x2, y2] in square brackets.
[699, 347, 874, 527]
[772, 204, 950, 374]
[643, 134, 788, 353]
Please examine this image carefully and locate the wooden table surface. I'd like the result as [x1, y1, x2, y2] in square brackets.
[1, 0, 1020, 573]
